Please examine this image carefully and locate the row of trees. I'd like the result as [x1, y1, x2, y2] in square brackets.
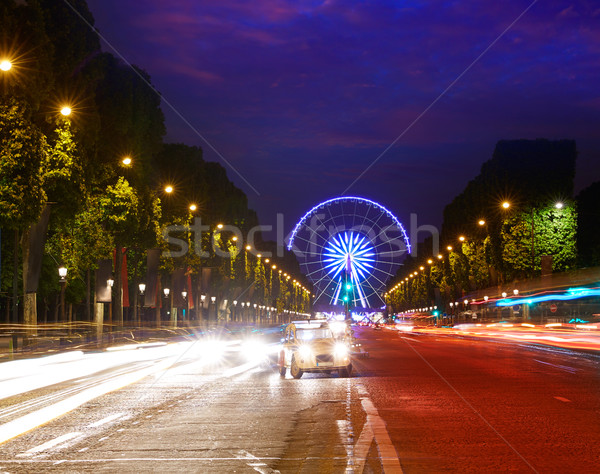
[0, 0, 311, 327]
[386, 139, 583, 313]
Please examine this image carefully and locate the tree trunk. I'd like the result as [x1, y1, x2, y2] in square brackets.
[12, 229, 19, 324]
[85, 269, 91, 322]
[21, 227, 37, 333]
[114, 243, 123, 327]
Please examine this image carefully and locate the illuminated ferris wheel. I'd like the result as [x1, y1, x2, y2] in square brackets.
[287, 196, 411, 309]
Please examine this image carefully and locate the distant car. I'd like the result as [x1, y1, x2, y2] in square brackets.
[278, 321, 352, 379]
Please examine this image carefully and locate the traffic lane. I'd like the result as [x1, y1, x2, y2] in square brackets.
[0, 344, 387, 472]
[354, 327, 600, 472]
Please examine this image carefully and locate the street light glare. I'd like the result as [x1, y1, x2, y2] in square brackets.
[0, 60, 12, 71]
[122, 156, 132, 166]
[478, 219, 486, 226]
[164, 185, 173, 193]
[555, 202, 564, 209]
[502, 201, 510, 209]
[189, 204, 197, 211]
[60, 106, 72, 116]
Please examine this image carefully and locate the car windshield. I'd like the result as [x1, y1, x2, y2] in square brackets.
[296, 328, 332, 341]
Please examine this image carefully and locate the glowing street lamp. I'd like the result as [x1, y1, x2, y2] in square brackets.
[513, 289, 519, 296]
[122, 156, 132, 166]
[555, 202, 564, 209]
[0, 60, 12, 71]
[58, 266, 68, 282]
[502, 201, 510, 209]
[163, 288, 170, 297]
[58, 266, 68, 323]
[164, 185, 173, 194]
[60, 106, 72, 117]
[478, 219, 486, 226]
[138, 283, 146, 295]
[189, 203, 197, 211]
[458, 236, 465, 242]
[502, 292, 507, 298]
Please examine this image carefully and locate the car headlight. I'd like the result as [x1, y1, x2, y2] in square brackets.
[299, 345, 312, 358]
[334, 343, 349, 357]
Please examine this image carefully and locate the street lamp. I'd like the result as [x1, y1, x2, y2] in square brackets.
[58, 266, 67, 323]
[60, 106, 72, 117]
[138, 283, 146, 325]
[502, 292, 507, 298]
[163, 288, 170, 297]
[122, 156, 132, 166]
[0, 60, 12, 71]
[502, 201, 510, 209]
[182, 290, 187, 299]
[189, 203, 197, 211]
[164, 185, 173, 194]
[513, 289, 519, 296]
[555, 202, 564, 209]
[107, 277, 114, 288]
[478, 219, 486, 226]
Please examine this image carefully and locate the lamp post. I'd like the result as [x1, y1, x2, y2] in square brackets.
[138, 283, 146, 326]
[58, 266, 67, 323]
[211, 295, 217, 324]
[107, 276, 114, 328]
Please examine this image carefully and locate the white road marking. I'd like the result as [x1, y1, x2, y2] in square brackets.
[400, 337, 422, 343]
[554, 396, 571, 403]
[88, 412, 125, 428]
[18, 432, 82, 456]
[533, 359, 576, 374]
[235, 450, 280, 473]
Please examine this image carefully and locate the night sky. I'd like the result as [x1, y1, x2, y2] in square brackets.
[86, 0, 600, 240]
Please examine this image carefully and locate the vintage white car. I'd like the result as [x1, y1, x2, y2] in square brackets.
[278, 321, 352, 379]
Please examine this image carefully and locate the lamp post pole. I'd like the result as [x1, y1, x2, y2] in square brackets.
[138, 283, 146, 327]
[58, 266, 67, 323]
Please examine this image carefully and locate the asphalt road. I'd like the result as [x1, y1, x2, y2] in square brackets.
[1, 327, 599, 473]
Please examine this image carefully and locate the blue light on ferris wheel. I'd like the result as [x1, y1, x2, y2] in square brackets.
[323, 232, 375, 280]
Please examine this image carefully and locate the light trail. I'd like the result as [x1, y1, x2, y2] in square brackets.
[405, 324, 600, 352]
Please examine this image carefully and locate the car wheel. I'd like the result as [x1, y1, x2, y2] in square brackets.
[290, 357, 303, 379]
[339, 364, 352, 378]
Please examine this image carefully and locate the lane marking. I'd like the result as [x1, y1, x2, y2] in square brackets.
[235, 450, 280, 473]
[533, 359, 576, 374]
[400, 337, 422, 343]
[18, 432, 82, 456]
[554, 396, 571, 403]
[88, 413, 125, 428]
[360, 398, 403, 473]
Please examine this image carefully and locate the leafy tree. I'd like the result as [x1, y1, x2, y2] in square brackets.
[0, 100, 48, 229]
